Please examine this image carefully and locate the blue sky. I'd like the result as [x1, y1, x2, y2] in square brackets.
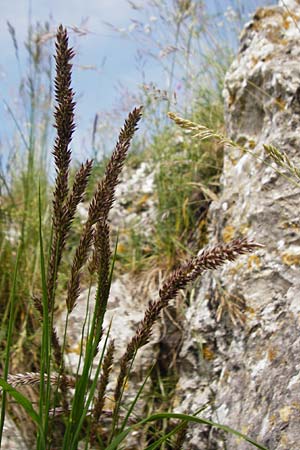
[0, 0, 274, 165]
[1, 0, 152, 162]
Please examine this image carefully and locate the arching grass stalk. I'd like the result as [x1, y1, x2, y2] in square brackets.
[106, 412, 269, 450]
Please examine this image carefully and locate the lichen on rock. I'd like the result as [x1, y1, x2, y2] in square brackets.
[175, 1, 300, 449]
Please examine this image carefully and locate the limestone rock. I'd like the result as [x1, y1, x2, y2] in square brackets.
[1, 415, 29, 450]
[175, 2, 300, 449]
[58, 274, 160, 384]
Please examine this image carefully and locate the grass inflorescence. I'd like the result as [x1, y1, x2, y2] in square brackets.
[0, 23, 268, 450]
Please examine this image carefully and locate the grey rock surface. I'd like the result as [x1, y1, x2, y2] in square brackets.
[175, 2, 300, 449]
[1, 415, 29, 450]
[58, 274, 159, 385]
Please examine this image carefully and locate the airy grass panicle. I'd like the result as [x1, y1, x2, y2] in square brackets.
[7, 372, 76, 389]
[263, 143, 300, 182]
[168, 111, 300, 189]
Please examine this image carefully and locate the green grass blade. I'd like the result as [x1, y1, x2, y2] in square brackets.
[105, 429, 130, 450]
[0, 379, 46, 449]
[106, 412, 269, 450]
[144, 406, 207, 450]
[69, 323, 112, 449]
[146, 413, 269, 450]
[37, 182, 50, 449]
[144, 420, 186, 450]
[0, 243, 21, 445]
[119, 363, 154, 434]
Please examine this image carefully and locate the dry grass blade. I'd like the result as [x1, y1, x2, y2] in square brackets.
[47, 407, 138, 424]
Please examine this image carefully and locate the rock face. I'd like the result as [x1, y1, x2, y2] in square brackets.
[175, 2, 300, 449]
[1, 416, 29, 450]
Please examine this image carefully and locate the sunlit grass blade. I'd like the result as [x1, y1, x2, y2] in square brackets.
[0, 243, 21, 445]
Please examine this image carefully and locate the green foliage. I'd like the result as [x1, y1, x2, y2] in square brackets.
[0, 23, 52, 382]
[0, 3, 273, 449]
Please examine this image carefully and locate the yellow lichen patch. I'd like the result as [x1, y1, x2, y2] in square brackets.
[275, 96, 286, 111]
[228, 262, 244, 276]
[117, 242, 126, 254]
[290, 222, 300, 230]
[239, 223, 250, 235]
[269, 414, 276, 425]
[228, 91, 236, 108]
[254, 7, 278, 20]
[283, 18, 290, 30]
[68, 342, 84, 355]
[198, 218, 207, 232]
[228, 154, 238, 166]
[251, 56, 259, 67]
[268, 346, 277, 361]
[245, 306, 256, 315]
[283, 10, 300, 25]
[222, 225, 235, 242]
[202, 344, 214, 361]
[241, 425, 249, 434]
[279, 406, 292, 422]
[220, 369, 230, 382]
[247, 254, 261, 270]
[248, 140, 256, 149]
[281, 252, 300, 266]
[104, 396, 115, 411]
[266, 29, 288, 45]
[172, 393, 181, 409]
[135, 193, 151, 212]
[280, 220, 300, 231]
[280, 432, 288, 446]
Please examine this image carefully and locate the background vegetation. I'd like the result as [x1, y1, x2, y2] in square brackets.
[0, 1, 273, 448]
